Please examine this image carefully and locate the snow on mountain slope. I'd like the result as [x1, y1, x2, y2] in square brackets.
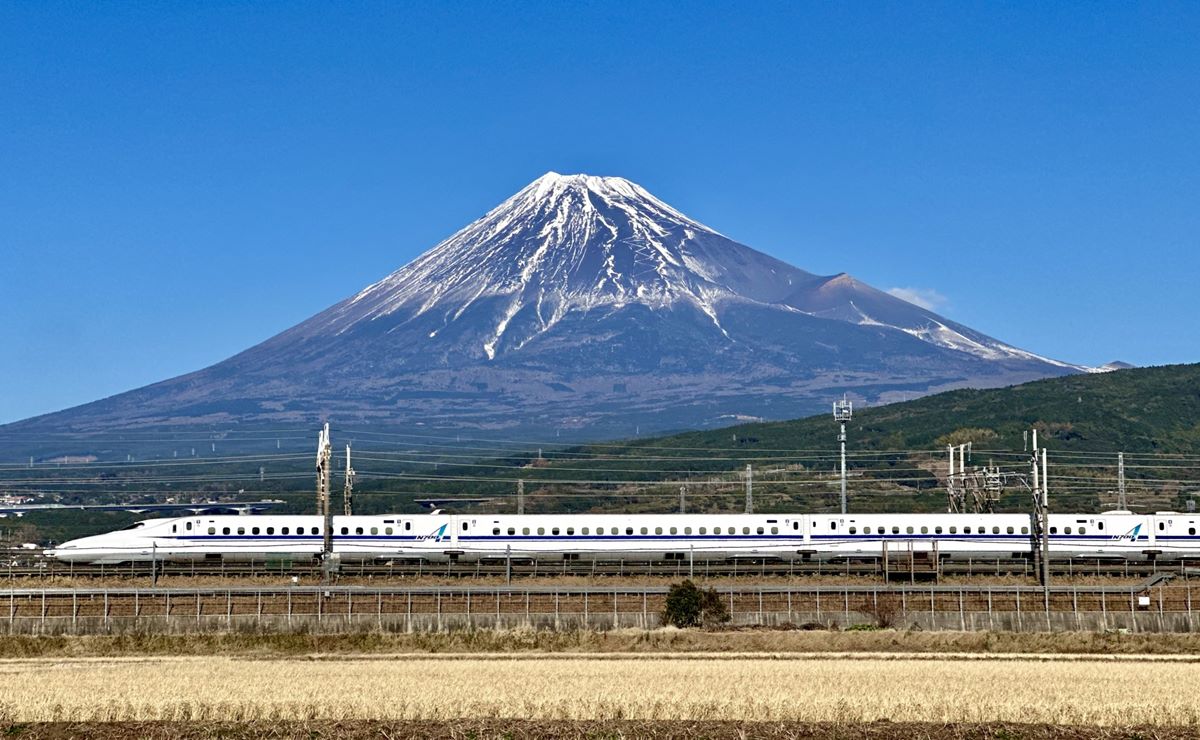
[301, 172, 1072, 368]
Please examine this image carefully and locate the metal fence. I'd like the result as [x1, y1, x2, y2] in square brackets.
[3, 575, 1195, 634]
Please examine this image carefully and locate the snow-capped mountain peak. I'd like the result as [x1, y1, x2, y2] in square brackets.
[321, 172, 797, 354]
[297, 172, 1077, 369]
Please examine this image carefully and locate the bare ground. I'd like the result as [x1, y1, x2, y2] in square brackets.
[0, 721, 1194, 739]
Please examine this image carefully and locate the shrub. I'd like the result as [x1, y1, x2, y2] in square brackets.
[660, 580, 730, 628]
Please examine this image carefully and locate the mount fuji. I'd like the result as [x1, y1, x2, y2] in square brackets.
[7, 172, 1079, 442]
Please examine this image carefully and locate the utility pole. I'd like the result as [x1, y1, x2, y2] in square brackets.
[679, 485, 686, 514]
[744, 464, 753, 514]
[1041, 447, 1050, 598]
[517, 479, 525, 515]
[947, 444, 957, 512]
[833, 397, 853, 514]
[343, 444, 355, 516]
[315, 424, 334, 579]
[1118, 452, 1127, 509]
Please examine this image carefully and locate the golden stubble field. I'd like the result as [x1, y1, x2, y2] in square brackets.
[0, 654, 1197, 725]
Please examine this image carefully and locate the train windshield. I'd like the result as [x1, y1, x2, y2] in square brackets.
[119, 522, 147, 531]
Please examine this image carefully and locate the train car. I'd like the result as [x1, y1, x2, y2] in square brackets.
[45, 509, 1200, 564]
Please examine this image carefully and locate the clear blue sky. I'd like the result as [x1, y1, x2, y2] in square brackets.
[2, 2, 1197, 424]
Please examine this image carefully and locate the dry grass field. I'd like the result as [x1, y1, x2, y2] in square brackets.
[6, 627, 1200, 658]
[1, 654, 1197, 726]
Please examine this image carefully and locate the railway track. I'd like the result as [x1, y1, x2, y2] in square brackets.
[5, 556, 1199, 581]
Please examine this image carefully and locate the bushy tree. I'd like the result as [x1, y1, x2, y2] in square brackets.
[661, 580, 730, 628]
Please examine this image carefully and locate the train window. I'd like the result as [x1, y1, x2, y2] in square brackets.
[1098, 522, 1104, 531]
[862, 526, 871, 534]
[992, 526, 999, 534]
[699, 527, 707, 535]
[313, 527, 320, 535]
[282, 527, 290, 535]
[892, 526, 900, 534]
[266, 527, 274, 535]
[461, 522, 468, 532]
[252, 527, 260, 535]
[536, 527, 545, 535]
[207, 527, 216, 535]
[640, 527, 649, 535]
[626, 527, 634, 535]
[744, 526, 751, 535]
[934, 526, 942, 534]
[1159, 522, 1166, 531]
[1078, 527, 1086, 535]
[355, 527, 364, 535]
[385, 527, 393, 535]
[829, 522, 836, 531]
[340, 527, 348, 535]
[405, 522, 412, 531]
[849, 526, 857, 534]
[1065, 526, 1072, 535]
[920, 526, 928, 534]
[949, 526, 957, 534]
[1006, 527, 1014, 535]
[370, 527, 379, 535]
[713, 527, 721, 535]
[567, 527, 575, 536]
[756, 527, 764, 535]
[1191, 528, 1196, 536]
[523, 527, 531, 535]
[906, 526, 914, 534]
[1050, 527, 1058, 534]
[771, 526, 779, 534]
[222, 527, 230, 535]
[186, 522, 192, 530]
[552, 528, 560, 536]
[793, 522, 799, 530]
[670, 527, 678, 535]
[237, 527, 246, 536]
[508, 528, 516, 536]
[964, 526, 971, 534]
[1021, 526, 1029, 535]
[682, 527, 690, 535]
[655, 527, 663, 535]
[172, 525, 177, 533]
[582, 527, 589, 535]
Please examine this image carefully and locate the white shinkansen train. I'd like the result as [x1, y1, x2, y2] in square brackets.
[45, 510, 1200, 564]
